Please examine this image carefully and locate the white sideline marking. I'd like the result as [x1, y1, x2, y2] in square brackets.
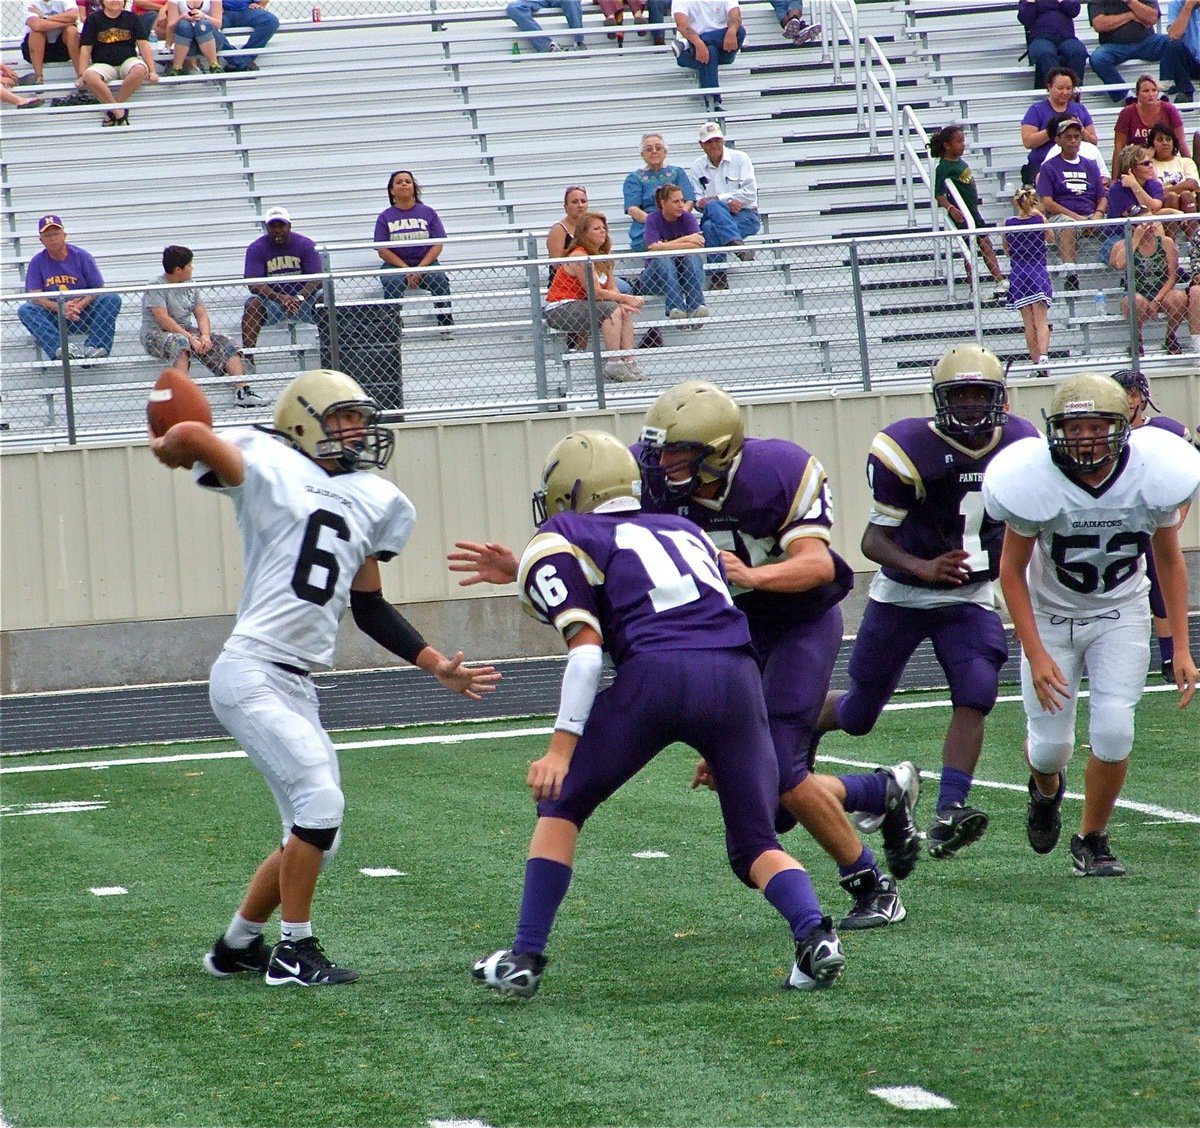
[632, 850, 670, 859]
[360, 867, 407, 877]
[89, 886, 127, 897]
[429, 1120, 495, 1128]
[0, 800, 107, 817]
[870, 1086, 955, 1111]
[4, 704, 1196, 824]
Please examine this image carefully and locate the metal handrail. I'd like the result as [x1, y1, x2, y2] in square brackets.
[815, 0, 863, 129]
[863, 35, 901, 192]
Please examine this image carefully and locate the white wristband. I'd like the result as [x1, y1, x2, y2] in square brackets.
[553, 644, 604, 736]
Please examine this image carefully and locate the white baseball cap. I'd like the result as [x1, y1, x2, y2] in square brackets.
[264, 206, 292, 225]
[698, 122, 724, 143]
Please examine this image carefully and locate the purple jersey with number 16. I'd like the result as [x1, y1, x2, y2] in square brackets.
[867, 415, 1039, 591]
[518, 509, 751, 666]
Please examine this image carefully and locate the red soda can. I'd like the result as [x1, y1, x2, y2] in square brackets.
[312, 6, 321, 20]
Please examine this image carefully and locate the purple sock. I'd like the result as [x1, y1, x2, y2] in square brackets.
[840, 770, 888, 816]
[763, 867, 823, 942]
[513, 857, 572, 956]
[938, 766, 973, 811]
[1159, 636, 1174, 664]
[837, 846, 877, 881]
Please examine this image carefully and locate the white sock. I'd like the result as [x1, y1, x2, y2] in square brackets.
[224, 912, 265, 949]
[280, 920, 313, 944]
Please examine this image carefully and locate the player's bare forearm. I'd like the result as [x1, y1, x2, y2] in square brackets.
[150, 420, 240, 480]
[862, 523, 968, 584]
[417, 647, 502, 700]
[721, 539, 833, 592]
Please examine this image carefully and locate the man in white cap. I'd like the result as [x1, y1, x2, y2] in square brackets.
[241, 206, 322, 358]
[690, 121, 760, 290]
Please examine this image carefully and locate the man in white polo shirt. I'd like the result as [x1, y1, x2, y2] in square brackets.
[672, 0, 744, 113]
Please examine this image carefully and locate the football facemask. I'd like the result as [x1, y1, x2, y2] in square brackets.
[931, 345, 1009, 440]
[1045, 372, 1131, 474]
[274, 369, 395, 471]
[638, 381, 744, 504]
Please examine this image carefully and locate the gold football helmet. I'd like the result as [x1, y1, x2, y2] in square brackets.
[532, 430, 641, 525]
[637, 380, 745, 503]
[273, 369, 394, 471]
[930, 344, 1009, 440]
[1045, 372, 1131, 473]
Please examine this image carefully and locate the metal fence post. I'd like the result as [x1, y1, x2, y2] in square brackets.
[848, 240, 871, 390]
[319, 250, 340, 372]
[56, 292, 77, 445]
[582, 261, 606, 410]
[525, 235, 550, 409]
[1123, 220, 1139, 374]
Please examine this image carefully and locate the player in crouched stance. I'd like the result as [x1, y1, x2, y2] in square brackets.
[150, 369, 499, 985]
[983, 373, 1199, 877]
[471, 431, 844, 999]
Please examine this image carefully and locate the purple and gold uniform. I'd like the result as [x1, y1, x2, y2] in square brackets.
[636, 437, 853, 792]
[517, 507, 785, 881]
[837, 413, 1038, 735]
[1140, 415, 1192, 618]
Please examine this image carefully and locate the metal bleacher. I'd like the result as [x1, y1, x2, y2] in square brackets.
[1, 0, 1194, 441]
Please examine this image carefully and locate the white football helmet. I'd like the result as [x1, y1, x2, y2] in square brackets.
[930, 344, 1009, 440]
[637, 380, 744, 503]
[532, 430, 641, 525]
[1045, 372, 1131, 474]
[273, 369, 394, 471]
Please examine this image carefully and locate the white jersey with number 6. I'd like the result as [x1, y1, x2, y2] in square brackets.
[195, 428, 416, 670]
[983, 427, 1200, 618]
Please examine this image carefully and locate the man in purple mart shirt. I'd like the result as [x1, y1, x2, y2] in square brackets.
[18, 213, 120, 361]
[469, 430, 846, 999]
[241, 206, 321, 356]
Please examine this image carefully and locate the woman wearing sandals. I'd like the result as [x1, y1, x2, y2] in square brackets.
[78, 0, 159, 127]
[545, 211, 645, 382]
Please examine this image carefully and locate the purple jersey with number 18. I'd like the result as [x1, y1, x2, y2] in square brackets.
[517, 508, 751, 665]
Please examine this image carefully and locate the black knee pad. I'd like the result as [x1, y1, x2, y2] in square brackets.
[291, 823, 339, 851]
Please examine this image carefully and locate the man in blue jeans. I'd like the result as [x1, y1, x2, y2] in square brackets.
[506, 0, 584, 52]
[689, 121, 760, 290]
[672, 0, 745, 113]
[217, 0, 278, 71]
[18, 215, 120, 362]
[1165, 0, 1200, 100]
[1087, 0, 1192, 102]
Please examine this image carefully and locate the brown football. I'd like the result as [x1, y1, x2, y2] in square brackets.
[147, 368, 213, 437]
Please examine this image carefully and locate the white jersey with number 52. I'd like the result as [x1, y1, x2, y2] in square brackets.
[983, 427, 1200, 617]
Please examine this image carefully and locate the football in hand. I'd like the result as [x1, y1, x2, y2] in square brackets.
[147, 368, 213, 437]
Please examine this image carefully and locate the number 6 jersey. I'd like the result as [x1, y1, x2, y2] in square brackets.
[196, 428, 416, 670]
[983, 426, 1200, 617]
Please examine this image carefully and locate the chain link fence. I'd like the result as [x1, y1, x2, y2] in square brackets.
[3, 217, 1196, 445]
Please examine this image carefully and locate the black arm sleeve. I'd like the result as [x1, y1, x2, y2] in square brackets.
[349, 589, 429, 665]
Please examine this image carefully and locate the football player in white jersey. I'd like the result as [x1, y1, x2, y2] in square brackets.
[983, 372, 1200, 877]
[150, 369, 500, 985]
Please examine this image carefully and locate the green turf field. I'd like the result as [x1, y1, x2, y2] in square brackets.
[2, 688, 1197, 1127]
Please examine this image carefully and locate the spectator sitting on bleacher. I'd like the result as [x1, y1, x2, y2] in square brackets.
[17, 214, 120, 362]
[131, 0, 168, 41]
[641, 183, 708, 319]
[141, 245, 262, 405]
[241, 206, 321, 358]
[1019, 0, 1089, 90]
[1042, 109, 1113, 181]
[20, 0, 82, 86]
[1165, 0, 1199, 102]
[1020, 67, 1097, 183]
[1002, 186, 1055, 374]
[1108, 217, 1188, 352]
[930, 123, 1009, 299]
[1037, 115, 1107, 287]
[544, 211, 645, 381]
[1148, 122, 1199, 213]
[766, 0, 820, 46]
[1112, 74, 1190, 171]
[1108, 142, 1171, 215]
[548, 185, 591, 258]
[164, 0, 225, 76]
[507, 0, 585, 52]
[77, 0, 158, 126]
[375, 170, 453, 330]
[2, 62, 44, 107]
[215, 0, 276, 70]
[690, 120, 758, 290]
[672, 0, 744, 114]
[623, 133, 696, 252]
[1087, 0, 1191, 104]
[596, 0, 644, 47]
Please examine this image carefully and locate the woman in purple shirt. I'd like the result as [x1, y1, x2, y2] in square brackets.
[640, 184, 708, 319]
[375, 169, 452, 328]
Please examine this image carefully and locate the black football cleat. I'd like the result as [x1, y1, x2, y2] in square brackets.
[264, 936, 358, 986]
[1026, 771, 1066, 854]
[783, 917, 845, 990]
[926, 803, 989, 858]
[1070, 832, 1126, 877]
[203, 934, 271, 977]
[471, 948, 547, 998]
[837, 870, 906, 931]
